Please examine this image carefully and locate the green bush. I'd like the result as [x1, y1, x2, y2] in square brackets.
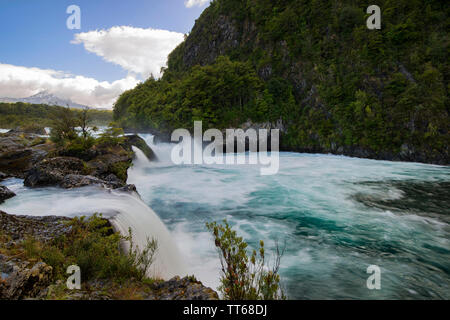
[21, 214, 158, 283]
[206, 220, 285, 300]
[109, 161, 130, 182]
[97, 127, 125, 146]
[60, 136, 96, 160]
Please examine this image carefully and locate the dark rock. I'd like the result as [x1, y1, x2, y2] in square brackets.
[103, 173, 124, 186]
[60, 174, 126, 189]
[0, 131, 52, 178]
[116, 184, 137, 193]
[60, 174, 107, 189]
[0, 171, 8, 181]
[152, 276, 219, 300]
[24, 157, 86, 187]
[0, 186, 15, 203]
[87, 151, 131, 183]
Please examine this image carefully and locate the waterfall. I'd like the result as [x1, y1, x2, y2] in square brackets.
[0, 178, 187, 280]
[138, 133, 175, 164]
[107, 190, 186, 279]
[123, 145, 188, 279]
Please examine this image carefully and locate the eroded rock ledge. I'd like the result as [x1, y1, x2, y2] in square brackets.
[0, 211, 218, 300]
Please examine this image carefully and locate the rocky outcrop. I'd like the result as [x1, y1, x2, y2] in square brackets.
[24, 157, 87, 187]
[0, 186, 15, 203]
[0, 131, 51, 178]
[151, 276, 218, 300]
[60, 174, 112, 189]
[21, 134, 158, 189]
[1, 130, 157, 188]
[0, 257, 53, 300]
[0, 211, 72, 242]
[43, 276, 219, 300]
[23, 157, 134, 190]
[0, 211, 218, 300]
[0, 211, 71, 300]
[124, 134, 157, 161]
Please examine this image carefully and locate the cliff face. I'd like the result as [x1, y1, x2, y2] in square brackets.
[115, 0, 449, 164]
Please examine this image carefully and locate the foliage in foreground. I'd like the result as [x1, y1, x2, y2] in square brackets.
[206, 220, 285, 300]
[22, 214, 158, 283]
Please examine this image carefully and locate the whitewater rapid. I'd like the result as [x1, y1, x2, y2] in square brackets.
[129, 134, 450, 299]
[1, 133, 449, 299]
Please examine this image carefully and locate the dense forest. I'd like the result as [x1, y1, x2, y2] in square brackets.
[113, 0, 449, 164]
[0, 102, 113, 129]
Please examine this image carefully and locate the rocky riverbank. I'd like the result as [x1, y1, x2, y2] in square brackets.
[0, 211, 218, 300]
[0, 129, 218, 300]
[0, 129, 153, 189]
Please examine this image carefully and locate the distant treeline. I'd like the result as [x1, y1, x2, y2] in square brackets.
[0, 102, 113, 129]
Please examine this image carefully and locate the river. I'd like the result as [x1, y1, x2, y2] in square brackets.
[1, 133, 449, 299]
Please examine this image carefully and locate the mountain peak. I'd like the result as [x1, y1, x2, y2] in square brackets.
[0, 91, 90, 109]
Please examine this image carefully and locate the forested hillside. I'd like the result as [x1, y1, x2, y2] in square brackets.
[113, 0, 449, 164]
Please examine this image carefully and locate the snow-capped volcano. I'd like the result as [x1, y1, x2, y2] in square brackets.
[0, 91, 89, 109]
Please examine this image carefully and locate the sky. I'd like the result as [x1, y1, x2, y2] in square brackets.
[0, 0, 211, 108]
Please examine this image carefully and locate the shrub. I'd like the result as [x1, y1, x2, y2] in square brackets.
[59, 214, 157, 281]
[60, 136, 96, 160]
[18, 214, 158, 283]
[97, 127, 125, 146]
[125, 228, 158, 280]
[206, 220, 285, 300]
[109, 161, 130, 181]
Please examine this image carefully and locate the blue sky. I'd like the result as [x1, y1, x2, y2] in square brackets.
[0, 0, 210, 107]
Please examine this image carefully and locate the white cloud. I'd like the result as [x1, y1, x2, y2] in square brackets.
[0, 63, 139, 109]
[185, 0, 210, 8]
[71, 26, 184, 79]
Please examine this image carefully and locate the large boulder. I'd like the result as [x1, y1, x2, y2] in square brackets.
[23, 157, 130, 189]
[0, 131, 52, 178]
[24, 157, 87, 187]
[86, 151, 131, 183]
[0, 186, 15, 203]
